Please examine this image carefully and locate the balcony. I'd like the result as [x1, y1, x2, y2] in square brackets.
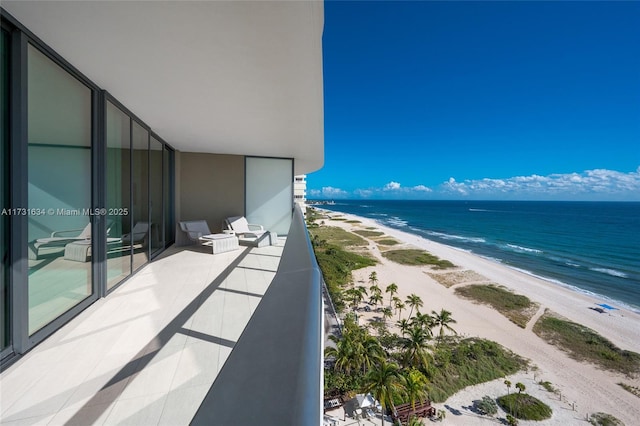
[0, 207, 322, 425]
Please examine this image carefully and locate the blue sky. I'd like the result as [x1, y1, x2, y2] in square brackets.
[308, 1, 640, 201]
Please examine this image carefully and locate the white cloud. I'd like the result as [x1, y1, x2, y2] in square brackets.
[440, 167, 640, 200]
[308, 187, 349, 199]
[383, 181, 402, 191]
[354, 189, 374, 198]
[412, 185, 432, 192]
[308, 167, 639, 201]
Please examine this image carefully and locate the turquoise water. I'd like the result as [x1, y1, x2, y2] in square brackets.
[317, 200, 640, 311]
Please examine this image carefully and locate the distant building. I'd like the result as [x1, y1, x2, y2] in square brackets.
[294, 174, 308, 213]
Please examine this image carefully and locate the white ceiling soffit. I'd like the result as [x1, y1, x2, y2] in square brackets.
[4, 0, 325, 174]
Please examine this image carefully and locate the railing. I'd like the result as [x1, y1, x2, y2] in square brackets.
[191, 205, 323, 426]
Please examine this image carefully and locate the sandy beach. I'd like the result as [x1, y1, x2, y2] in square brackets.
[319, 209, 640, 425]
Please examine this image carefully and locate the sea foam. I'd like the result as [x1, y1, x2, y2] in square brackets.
[590, 268, 628, 278]
[505, 244, 543, 254]
[427, 231, 486, 244]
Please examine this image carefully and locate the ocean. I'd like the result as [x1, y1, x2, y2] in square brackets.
[315, 200, 640, 312]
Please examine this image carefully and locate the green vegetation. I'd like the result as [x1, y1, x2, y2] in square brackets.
[588, 412, 625, 426]
[454, 284, 538, 328]
[310, 227, 376, 312]
[428, 338, 526, 402]
[533, 311, 640, 376]
[475, 395, 498, 416]
[377, 238, 400, 246]
[382, 249, 455, 269]
[314, 247, 376, 312]
[538, 380, 556, 393]
[497, 393, 552, 421]
[329, 217, 347, 221]
[345, 219, 361, 223]
[310, 226, 369, 247]
[618, 382, 640, 398]
[325, 314, 527, 411]
[353, 229, 385, 238]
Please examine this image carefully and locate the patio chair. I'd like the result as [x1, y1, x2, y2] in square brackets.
[28, 223, 92, 260]
[224, 216, 266, 239]
[179, 220, 212, 243]
[121, 221, 150, 245]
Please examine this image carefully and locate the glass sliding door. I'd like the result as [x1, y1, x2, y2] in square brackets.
[106, 101, 132, 289]
[26, 44, 92, 334]
[1, 28, 10, 352]
[131, 122, 149, 271]
[149, 137, 163, 256]
[245, 157, 293, 236]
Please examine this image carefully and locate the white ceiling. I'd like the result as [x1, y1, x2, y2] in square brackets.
[3, 0, 325, 174]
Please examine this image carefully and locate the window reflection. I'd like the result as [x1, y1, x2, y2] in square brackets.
[27, 44, 92, 334]
[132, 122, 149, 271]
[106, 102, 132, 289]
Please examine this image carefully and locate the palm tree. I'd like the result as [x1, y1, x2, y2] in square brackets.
[363, 360, 406, 426]
[504, 379, 512, 395]
[326, 317, 384, 375]
[325, 334, 361, 374]
[369, 271, 379, 287]
[382, 307, 393, 326]
[393, 298, 405, 320]
[401, 325, 432, 370]
[356, 285, 368, 297]
[385, 283, 398, 307]
[411, 311, 434, 334]
[515, 382, 525, 394]
[404, 369, 430, 410]
[360, 334, 385, 373]
[344, 288, 362, 312]
[431, 309, 457, 345]
[396, 318, 411, 336]
[405, 294, 423, 318]
[370, 284, 382, 298]
[369, 291, 383, 310]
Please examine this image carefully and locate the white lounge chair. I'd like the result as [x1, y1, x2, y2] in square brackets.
[121, 222, 150, 245]
[224, 216, 266, 239]
[224, 216, 273, 247]
[29, 223, 92, 260]
[179, 220, 212, 243]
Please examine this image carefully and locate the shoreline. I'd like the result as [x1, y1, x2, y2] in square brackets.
[316, 203, 640, 315]
[316, 207, 640, 424]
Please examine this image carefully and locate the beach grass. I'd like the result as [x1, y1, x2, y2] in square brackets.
[310, 226, 369, 247]
[618, 382, 640, 398]
[376, 238, 400, 246]
[497, 393, 552, 421]
[426, 270, 489, 288]
[428, 337, 527, 403]
[588, 412, 625, 426]
[533, 310, 640, 376]
[313, 245, 376, 312]
[330, 217, 347, 221]
[538, 380, 556, 393]
[454, 284, 538, 328]
[345, 219, 362, 224]
[309, 226, 377, 312]
[382, 249, 456, 269]
[353, 230, 384, 238]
